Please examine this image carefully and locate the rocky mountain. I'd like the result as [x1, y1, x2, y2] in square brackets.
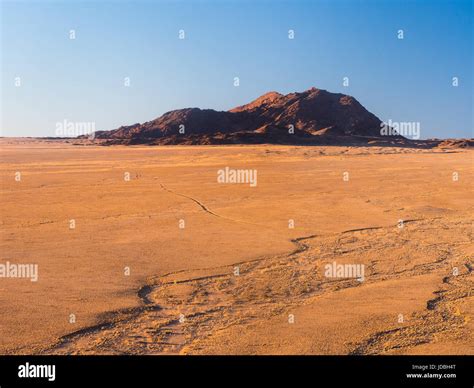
[93, 87, 401, 145]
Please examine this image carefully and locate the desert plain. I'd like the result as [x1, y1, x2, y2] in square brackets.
[0, 138, 472, 355]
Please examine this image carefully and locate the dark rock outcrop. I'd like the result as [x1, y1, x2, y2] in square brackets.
[94, 87, 401, 145]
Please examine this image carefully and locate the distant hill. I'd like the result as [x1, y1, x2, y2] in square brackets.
[93, 87, 405, 145]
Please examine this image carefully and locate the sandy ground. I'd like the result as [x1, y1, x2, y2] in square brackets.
[0, 139, 472, 355]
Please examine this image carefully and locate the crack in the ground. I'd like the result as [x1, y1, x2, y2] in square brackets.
[40, 215, 471, 355]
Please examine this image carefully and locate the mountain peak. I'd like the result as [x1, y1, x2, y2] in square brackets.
[230, 91, 283, 113]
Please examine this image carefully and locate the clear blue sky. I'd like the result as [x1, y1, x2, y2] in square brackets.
[1, 0, 472, 138]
